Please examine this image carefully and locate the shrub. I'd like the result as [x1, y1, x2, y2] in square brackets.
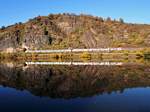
[144, 52, 150, 59]
[48, 36, 52, 44]
[80, 52, 91, 59]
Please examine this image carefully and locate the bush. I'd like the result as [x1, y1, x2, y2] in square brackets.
[144, 52, 150, 59]
[80, 52, 91, 59]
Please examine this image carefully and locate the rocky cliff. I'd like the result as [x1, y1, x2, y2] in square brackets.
[1, 13, 150, 52]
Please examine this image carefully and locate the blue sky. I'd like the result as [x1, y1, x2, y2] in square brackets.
[0, 0, 150, 27]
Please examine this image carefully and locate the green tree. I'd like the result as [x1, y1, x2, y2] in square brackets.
[119, 18, 124, 23]
[106, 17, 111, 21]
[44, 27, 48, 35]
[1, 26, 5, 30]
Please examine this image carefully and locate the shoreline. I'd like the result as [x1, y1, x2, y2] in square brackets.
[0, 51, 148, 61]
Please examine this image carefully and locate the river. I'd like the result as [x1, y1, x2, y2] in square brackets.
[0, 60, 150, 112]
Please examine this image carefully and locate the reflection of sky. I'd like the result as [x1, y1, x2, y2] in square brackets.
[0, 86, 150, 112]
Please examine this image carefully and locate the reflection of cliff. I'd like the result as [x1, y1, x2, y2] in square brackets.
[0, 63, 150, 99]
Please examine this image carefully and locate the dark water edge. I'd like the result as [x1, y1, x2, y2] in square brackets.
[0, 60, 150, 112]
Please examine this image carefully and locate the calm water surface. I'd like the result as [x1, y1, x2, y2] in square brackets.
[0, 61, 150, 112]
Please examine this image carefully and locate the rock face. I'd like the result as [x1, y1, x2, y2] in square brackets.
[0, 13, 150, 52]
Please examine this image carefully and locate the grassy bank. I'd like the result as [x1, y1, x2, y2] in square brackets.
[1, 49, 150, 61]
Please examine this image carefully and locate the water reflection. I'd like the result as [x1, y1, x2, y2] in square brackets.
[0, 61, 150, 99]
[25, 61, 123, 66]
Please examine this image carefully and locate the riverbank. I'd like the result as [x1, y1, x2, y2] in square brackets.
[0, 50, 149, 61]
[1, 47, 150, 61]
[1, 47, 150, 62]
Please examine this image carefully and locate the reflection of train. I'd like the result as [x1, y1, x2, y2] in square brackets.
[25, 61, 123, 66]
[25, 48, 123, 53]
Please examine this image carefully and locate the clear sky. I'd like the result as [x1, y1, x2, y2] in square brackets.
[0, 0, 150, 27]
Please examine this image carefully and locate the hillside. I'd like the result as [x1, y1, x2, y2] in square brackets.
[0, 13, 150, 52]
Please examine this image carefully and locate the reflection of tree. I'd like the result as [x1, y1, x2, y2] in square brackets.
[0, 64, 150, 99]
